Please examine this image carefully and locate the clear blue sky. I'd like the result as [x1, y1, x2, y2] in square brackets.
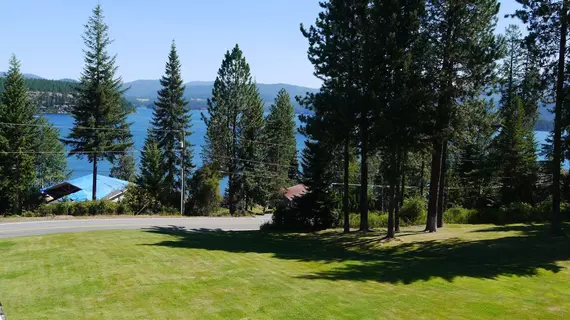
[0, 0, 523, 88]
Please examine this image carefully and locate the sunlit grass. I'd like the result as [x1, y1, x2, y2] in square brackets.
[1, 224, 569, 319]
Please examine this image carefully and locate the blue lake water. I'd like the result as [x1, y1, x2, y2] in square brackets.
[45, 108, 307, 192]
[45, 109, 556, 184]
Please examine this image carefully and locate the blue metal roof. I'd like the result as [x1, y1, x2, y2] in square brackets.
[42, 174, 130, 202]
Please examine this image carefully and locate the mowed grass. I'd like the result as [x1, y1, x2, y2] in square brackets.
[1, 224, 570, 319]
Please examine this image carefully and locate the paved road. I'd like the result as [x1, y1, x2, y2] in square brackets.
[0, 215, 272, 238]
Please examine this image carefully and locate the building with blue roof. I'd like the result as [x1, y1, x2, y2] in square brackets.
[41, 174, 131, 203]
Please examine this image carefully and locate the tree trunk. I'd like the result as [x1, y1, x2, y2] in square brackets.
[419, 158, 425, 197]
[16, 157, 21, 215]
[92, 157, 98, 201]
[426, 140, 443, 232]
[228, 172, 235, 215]
[359, 126, 369, 231]
[552, 0, 567, 235]
[229, 112, 238, 216]
[394, 177, 401, 234]
[343, 138, 350, 233]
[387, 181, 396, 238]
[437, 141, 448, 228]
[426, 3, 453, 233]
[396, 166, 405, 233]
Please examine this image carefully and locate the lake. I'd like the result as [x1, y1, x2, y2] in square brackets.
[45, 108, 307, 192]
[45, 109, 556, 185]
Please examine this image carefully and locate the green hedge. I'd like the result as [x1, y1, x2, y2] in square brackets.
[400, 197, 427, 224]
[36, 201, 131, 216]
[35, 200, 181, 217]
[347, 210, 427, 229]
[443, 200, 570, 225]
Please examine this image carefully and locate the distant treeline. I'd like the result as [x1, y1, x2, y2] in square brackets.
[0, 77, 135, 114]
[0, 77, 75, 94]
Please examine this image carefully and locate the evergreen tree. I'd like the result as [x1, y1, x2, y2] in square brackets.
[139, 136, 164, 202]
[491, 25, 538, 206]
[203, 44, 261, 215]
[265, 89, 298, 202]
[188, 165, 222, 216]
[494, 97, 538, 205]
[0, 56, 38, 215]
[238, 84, 266, 210]
[453, 98, 499, 209]
[34, 116, 69, 189]
[301, 0, 363, 232]
[110, 143, 136, 182]
[514, 0, 568, 234]
[422, 0, 503, 232]
[150, 41, 194, 206]
[63, 5, 133, 200]
[288, 149, 300, 181]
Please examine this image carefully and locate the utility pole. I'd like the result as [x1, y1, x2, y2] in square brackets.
[180, 129, 185, 216]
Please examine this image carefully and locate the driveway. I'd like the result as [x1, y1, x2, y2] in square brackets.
[0, 215, 272, 238]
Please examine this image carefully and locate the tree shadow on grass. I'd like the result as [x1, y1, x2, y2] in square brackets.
[143, 224, 570, 285]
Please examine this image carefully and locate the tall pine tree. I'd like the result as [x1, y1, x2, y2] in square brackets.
[63, 5, 133, 200]
[149, 41, 194, 206]
[139, 135, 164, 204]
[34, 117, 69, 189]
[301, 0, 363, 232]
[514, 0, 568, 234]
[265, 89, 298, 203]
[422, 0, 503, 232]
[110, 142, 136, 182]
[492, 25, 538, 206]
[238, 84, 266, 210]
[203, 44, 262, 215]
[0, 56, 39, 214]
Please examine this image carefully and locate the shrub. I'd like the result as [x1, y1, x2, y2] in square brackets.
[72, 202, 89, 216]
[187, 166, 221, 216]
[349, 212, 389, 229]
[22, 210, 37, 218]
[52, 202, 72, 216]
[264, 193, 337, 231]
[400, 197, 427, 224]
[159, 206, 180, 216]
[116, 202, 133, 215]
[443, 207, 478, 224]
[36, 205, 53, 217]
[498, 202, 533, 224]
[122, 186, 162, 215]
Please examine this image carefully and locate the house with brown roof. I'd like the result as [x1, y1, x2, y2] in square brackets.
[282, 184, 308, 206]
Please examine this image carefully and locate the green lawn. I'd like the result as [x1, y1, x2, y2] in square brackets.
[1, 224, 569, 319]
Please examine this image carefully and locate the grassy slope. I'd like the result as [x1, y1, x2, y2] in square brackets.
[1, 224, 569, 319]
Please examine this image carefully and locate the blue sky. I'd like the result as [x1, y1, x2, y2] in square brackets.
[0, 0, 523, 88]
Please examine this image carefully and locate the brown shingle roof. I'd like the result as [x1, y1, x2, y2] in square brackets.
[283, 184, 308, 201]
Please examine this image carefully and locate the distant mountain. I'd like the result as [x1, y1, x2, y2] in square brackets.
[0, 72, 44, 79]
[122, 79, 319, 112]
[59, 78, 78, 83]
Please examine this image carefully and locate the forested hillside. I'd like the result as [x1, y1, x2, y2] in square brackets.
[122, 80, 318, 113]
[0, 77, 135, 114]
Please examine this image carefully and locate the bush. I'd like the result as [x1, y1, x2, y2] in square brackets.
[122, 186, 168, 215]
[444, 207, 479, 224]
[348, 212, 389, 229]
[22, 210, 37, 218]
[498, 202, 533, 224]
[36, 205, 53, 217]
[187, 166, 222, 216]
[400, 197, 427, 224]
[72, 202, 89, 216]
[264, 193, 337, 231]
[116, 202, 133, 215]
[52, 202, 72, 215]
